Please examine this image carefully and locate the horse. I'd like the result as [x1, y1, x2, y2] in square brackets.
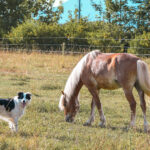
[59, 50, 150, 132]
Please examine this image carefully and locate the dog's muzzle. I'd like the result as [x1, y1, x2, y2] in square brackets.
[22, 101, 26, 108]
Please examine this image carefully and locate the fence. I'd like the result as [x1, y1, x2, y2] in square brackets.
[0, 37, 150, 55]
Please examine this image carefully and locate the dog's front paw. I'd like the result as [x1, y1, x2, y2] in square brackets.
[9, 122, 18, 132]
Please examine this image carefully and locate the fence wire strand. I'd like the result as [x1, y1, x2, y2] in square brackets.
[0, 36, 150, 55]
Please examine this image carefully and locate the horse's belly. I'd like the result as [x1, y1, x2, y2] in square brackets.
[101, 82, 120, 90]
[97, 78, 120, 90]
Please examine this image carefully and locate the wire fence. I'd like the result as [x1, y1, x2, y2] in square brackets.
[0, 37, 150, 55]
[1, 37, 150, 41]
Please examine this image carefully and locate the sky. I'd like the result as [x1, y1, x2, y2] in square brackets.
[53, 0, 101, 24]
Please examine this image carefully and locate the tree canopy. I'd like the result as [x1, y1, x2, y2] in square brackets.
[0, 0, 150, 54]
[0, 0, 63, 35]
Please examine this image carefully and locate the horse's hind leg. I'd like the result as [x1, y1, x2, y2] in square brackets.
[123, 89, 136, 128]
[83, 98, 95, 126]
[135, 84, 149, 132]
[88, 88, 106, 127]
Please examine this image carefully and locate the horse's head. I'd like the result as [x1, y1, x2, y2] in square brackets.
[59, 91, 80, 122]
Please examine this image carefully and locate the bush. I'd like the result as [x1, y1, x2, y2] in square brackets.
[130, 32, 150, 54]
[86, 22, 123, 53]
[6, 19, 65, 50]
[5, 19, 129, 53]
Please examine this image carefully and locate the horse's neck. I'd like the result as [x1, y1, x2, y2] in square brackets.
[65, 53, 87, 101]
[66, 79, 83, 101]
[72, 79, 83, 99]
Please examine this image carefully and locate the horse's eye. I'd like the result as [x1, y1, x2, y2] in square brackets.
[64, 99, 67, 107]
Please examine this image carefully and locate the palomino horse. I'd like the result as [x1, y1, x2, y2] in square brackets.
[59, 50, 150, 132]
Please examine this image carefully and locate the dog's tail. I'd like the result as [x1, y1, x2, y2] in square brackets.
[137, 60, 150, 96]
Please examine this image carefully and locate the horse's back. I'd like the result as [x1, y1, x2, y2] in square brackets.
[82, 52, 139, 90]
[114, 53, 139, 88]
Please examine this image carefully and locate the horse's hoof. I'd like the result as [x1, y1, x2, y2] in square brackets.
[127, 124, 136, 132]
[99, 123, 106, 128]
[144, 125, 149, 133]
[83, 122, 91, 126]
[128, 124, 136, 129]
[144, 127, 150, 133]
[145, 130, 150, 134]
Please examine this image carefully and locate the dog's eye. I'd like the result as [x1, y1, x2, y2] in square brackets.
[26, 94, 31, 100]
[18, 92, 24, 99]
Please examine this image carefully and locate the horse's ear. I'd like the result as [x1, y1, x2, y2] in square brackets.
[60, 91, 67, 107]
[61, 91, 65, 95]
[62, 91, 67, 98]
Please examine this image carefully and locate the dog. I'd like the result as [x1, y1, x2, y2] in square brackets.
[0, 92, 32, 132]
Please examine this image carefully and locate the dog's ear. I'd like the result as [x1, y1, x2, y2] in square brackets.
[18, 92, 24, 99]
[26, 92, 32, 100]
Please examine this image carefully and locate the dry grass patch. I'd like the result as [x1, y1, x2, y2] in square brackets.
[0, 51, 149, 149]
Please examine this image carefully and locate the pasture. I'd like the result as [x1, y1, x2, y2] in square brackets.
[0, 51, 150, 150]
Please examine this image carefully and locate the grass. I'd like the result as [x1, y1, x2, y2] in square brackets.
[0, 51, 150, 149]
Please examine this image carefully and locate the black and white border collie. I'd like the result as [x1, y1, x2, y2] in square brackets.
[0, 92, 32, 132]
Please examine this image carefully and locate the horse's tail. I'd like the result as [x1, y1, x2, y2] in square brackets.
[137, 60, 150, 96]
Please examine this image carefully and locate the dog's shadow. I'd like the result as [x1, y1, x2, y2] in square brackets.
[19, 131, 34, 137]
[4, 131, 33, 138]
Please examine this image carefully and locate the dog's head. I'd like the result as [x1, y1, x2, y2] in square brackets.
[17, 92, 32, 108]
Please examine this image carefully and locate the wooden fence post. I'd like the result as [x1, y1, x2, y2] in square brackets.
[62, 42, 65, 55]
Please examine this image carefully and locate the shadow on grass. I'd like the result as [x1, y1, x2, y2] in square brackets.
[30, 102, 58, 113]
[109, 125, 145, 134]
[12, 81, 27, 86]
[72, 121, 146, 134]
[40, 83, 61, 91]
[32, 93, 42, 97]
[19, 131, 34, 137]
[101, 124, 145, 134]
[11, 76, 30, 86]
[10, 76, 31, 82]
[56, 135, 76, 142]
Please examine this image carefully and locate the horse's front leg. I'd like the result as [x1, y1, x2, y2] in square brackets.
[83, 98, 95, 126]
[88, 88, 106, 127]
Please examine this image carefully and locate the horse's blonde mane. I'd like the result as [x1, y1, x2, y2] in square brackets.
[59, 50, 100, 110]
[65, 50, 100, 99]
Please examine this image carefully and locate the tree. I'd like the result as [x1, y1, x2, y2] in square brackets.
[32, 0, 64, 24]
[91, 0, 129, 24]
[91, 0, 136, 38]
[0, 0, 64, 37]
[130, 31, 150, 54]
[91, 0, 103, 21]
[6, 19, 65, 50]
[0, 0, 32, 33]
[87, 22, 124, 52]
[131, 0, 150, 34]
[62, 9, 89, 51]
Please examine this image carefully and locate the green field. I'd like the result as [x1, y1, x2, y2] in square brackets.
[0, 51, 150, 150]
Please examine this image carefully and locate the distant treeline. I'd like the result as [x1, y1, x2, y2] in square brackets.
[0, 0, 150, 54]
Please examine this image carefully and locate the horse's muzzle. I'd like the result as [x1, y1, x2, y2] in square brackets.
[65, 115, 73, 122]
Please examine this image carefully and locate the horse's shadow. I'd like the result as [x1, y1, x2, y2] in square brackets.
[75, 122, 145, 134]
[106, 125, 144, 133]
